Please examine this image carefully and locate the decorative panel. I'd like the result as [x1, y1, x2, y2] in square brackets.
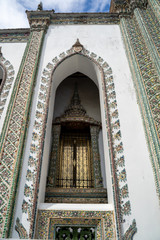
[35, 210, 116, 240]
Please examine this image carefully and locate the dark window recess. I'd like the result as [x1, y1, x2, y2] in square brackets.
[0, 79, 2, 85]
[55, 226, 96, 240]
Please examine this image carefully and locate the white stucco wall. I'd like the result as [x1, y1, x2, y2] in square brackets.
[12, 24, 160, 239]
[0, 42, 26, 133]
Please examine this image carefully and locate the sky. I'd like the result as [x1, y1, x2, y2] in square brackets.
[0, 0, 111, 29]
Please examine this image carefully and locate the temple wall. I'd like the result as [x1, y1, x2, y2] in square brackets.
[11, 22, 160, 239]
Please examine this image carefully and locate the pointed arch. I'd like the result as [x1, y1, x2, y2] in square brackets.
[18, 45, 133, 239]
[0, 57, 15, 119]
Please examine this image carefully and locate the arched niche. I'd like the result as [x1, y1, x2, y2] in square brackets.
[38, 53, 113, 205]
[45, 72, 107, 203]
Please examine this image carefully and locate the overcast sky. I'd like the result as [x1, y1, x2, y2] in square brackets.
[0, 0, 111, 29]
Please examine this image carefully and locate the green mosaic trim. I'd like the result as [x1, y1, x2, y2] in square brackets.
[120, 17, 160, 198]
[0, 29, 45, 238]
[36, 210, 115, 240]
[19, 46, 134, 239]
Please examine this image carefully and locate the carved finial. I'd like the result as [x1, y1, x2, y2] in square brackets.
[72, 39, 83, 53]
[37, 2, 43, 11]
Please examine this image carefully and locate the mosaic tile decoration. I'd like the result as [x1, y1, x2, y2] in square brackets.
[140, 5, 160, 56]
[19, 43, 134, 239]
[149, 0, 160, 22]
[0, 31, 30, 43]
[35, 210, 116, 240]
[0, 55, 15, 119]
[134, 7, 160, 81]
[0, 20, 49, 237]
[123, 219, 137, 240]
[120, 13, 160, 199]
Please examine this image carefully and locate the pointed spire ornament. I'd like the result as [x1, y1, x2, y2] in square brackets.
[72, 39, 83, 53]
[54, 83, 101, 127]
[0, 47, 2, 57]
[37, 2, 43, 11]
[64, 83, 86, 117]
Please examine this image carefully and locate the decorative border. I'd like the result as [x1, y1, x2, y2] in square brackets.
[0, 57, 15, 119]
[35, 210, 115, 240]
[120, 15, 160, 199]
[19, 46, 133, 239]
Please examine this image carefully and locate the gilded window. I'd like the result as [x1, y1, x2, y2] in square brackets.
[56, 129, 93, 189]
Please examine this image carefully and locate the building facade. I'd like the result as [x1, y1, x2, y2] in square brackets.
[0, 0, 160, 239]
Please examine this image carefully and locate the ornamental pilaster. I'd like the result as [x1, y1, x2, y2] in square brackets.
[120, 15, 160, 201]
[0, 12, 50, 238]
